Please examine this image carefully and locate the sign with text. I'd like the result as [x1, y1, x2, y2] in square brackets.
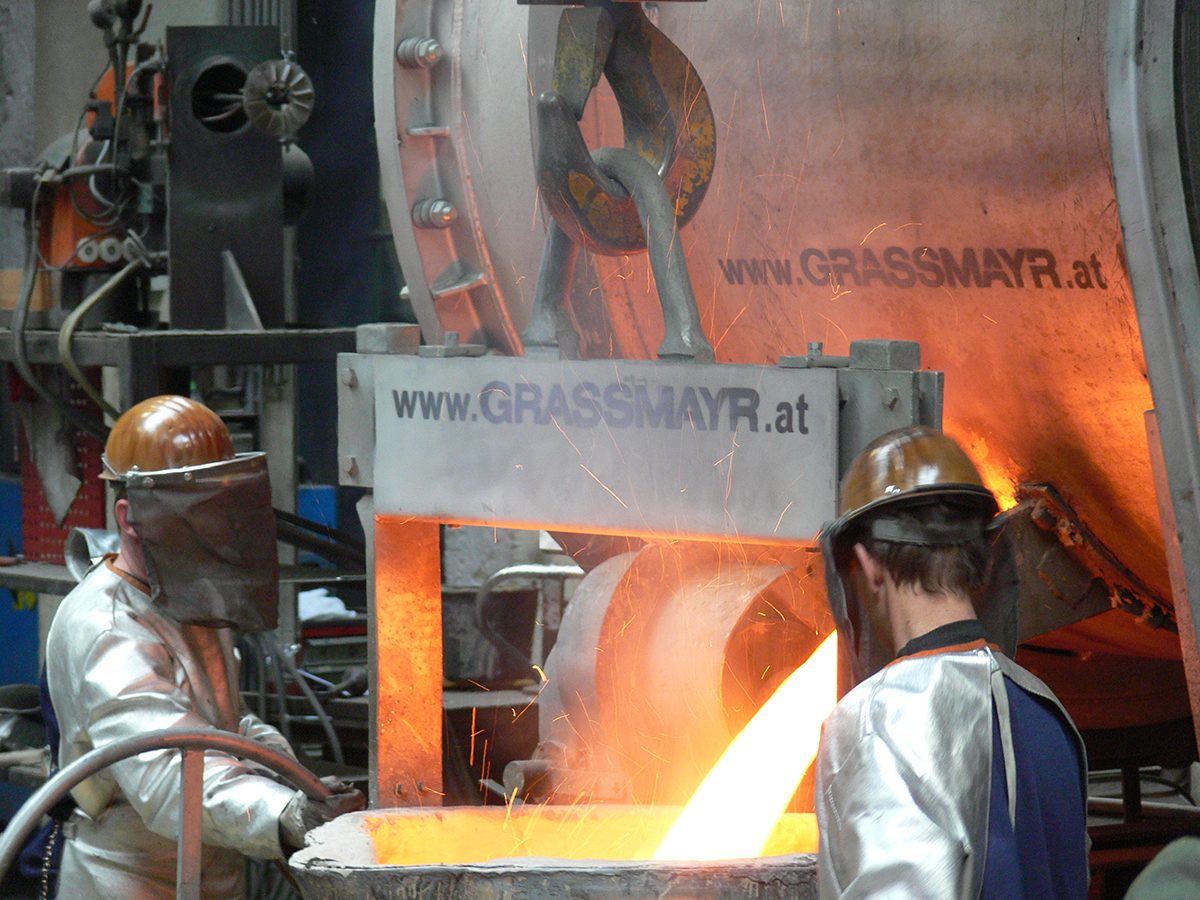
[373, 356, 838, 542]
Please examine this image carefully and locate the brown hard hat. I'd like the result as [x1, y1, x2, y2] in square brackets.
[829, 425, 998, 542]
[102, 395, 235, 480]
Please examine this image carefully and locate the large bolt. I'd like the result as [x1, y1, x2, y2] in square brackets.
[396, 37, 444, 69]
[340, 455, 358, 477]
[339, 367, 358, 388]
[412, 198, 458, 229]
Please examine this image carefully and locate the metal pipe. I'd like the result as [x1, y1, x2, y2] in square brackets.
[266, 633, 345, 766]
[1088, 796, 1200, 820]
[0, 729, 330, 888]
[475, 563, 583, 672]
[248, 634, 269, 721]
[264, 636, 294, 747]
[177, 748, 204, 900]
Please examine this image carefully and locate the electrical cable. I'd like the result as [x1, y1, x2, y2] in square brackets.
[69, 65, 109, 168]
[247, 633, 269, 721]
[108, 57, 162, 196]
[58, 163, 130, 181]
[66, 65, 116, 228]
[273, 508, 366, 558]
[88, 142, 120, 209]
[58, 256, 143, 422]
[11, 179, 109, 441]
[273, 513, 366, 570]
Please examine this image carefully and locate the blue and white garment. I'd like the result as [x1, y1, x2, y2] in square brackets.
[816, 620, 1088, 899]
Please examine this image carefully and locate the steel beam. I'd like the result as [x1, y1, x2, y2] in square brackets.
[367, 504, 443, 807]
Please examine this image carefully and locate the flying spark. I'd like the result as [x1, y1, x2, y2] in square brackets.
[756, 59, 771, 140]
[773, 501, 794, 532]
[714, 306, 747, 352]
[859, 222, 887, 245]
[580, 463, 629, 509]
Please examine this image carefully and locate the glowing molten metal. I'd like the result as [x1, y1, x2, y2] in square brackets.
[654, 632, 838, 861]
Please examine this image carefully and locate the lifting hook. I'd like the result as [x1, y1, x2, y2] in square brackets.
[529, 4, 716, 362]
[535, 3, 716, 255]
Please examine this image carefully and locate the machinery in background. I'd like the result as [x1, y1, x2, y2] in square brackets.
[0, 0, 340, 574]
[2, 0, 315, 340]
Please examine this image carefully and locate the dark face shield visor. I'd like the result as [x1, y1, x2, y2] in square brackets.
[125, 452, 279, 632]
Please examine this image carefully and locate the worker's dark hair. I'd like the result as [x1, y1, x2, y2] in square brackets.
[853, 500, 991, 599]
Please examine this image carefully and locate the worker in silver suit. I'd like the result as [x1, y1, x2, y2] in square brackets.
[45, 395, 364, 898]
[815, 426, 1088, 898]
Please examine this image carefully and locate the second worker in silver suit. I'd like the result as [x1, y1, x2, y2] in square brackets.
[815, 426, 1089, 898]
[45, 395, 365, 899]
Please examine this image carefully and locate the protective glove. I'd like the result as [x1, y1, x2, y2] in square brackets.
[279, 775, 366, 852]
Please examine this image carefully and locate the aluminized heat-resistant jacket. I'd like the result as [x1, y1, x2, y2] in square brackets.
[46, 559, 297, 899]
[815, 647, 1086, 899]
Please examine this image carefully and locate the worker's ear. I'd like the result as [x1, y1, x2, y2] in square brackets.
[852, 543, 886, 594]
[114, 497, 138, 542]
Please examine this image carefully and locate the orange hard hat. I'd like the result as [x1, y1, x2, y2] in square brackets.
[102, 395, 235, 480]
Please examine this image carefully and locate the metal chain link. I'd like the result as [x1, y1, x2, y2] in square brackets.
[38, 820, 60, 900]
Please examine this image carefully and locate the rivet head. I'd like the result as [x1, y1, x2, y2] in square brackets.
[340, 367, 358, 388]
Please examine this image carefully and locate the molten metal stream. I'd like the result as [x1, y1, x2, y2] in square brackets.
[653, 632, 838, 861]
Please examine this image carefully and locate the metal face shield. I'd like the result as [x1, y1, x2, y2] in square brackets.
[125, 452, 279, 632]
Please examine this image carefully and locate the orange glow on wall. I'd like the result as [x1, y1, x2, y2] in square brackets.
[975, 460, 1019, 511]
